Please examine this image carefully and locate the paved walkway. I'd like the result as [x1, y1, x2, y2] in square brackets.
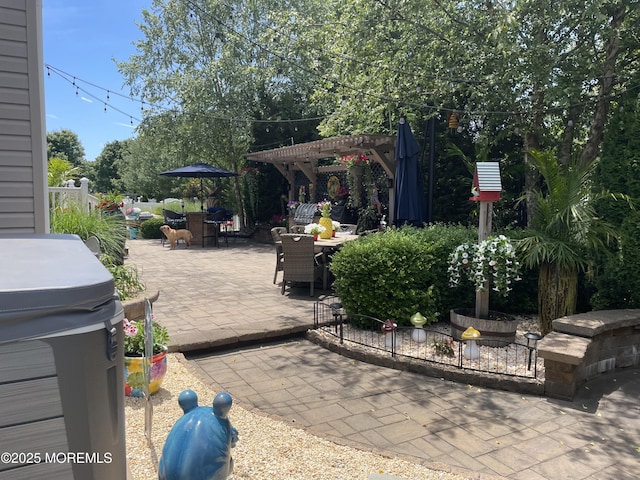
[126, 238, 640, 480]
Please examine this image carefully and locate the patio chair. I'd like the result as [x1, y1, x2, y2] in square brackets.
[84, 236, 101, 257]
[289, 225, 306, 234]
[162, 209, 186, 247]
[163, 209, 186, 229]
[280, 234, 325, 296]
[203, 209, 232, 247]
[270, 227, 287, 284]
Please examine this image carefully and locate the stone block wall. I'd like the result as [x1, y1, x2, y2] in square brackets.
[538, 310, 640, 400]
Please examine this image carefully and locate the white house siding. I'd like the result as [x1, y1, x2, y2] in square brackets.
[0, 0, 48, 233]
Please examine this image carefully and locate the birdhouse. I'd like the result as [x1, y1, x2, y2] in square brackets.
[469, 162, 502, 202]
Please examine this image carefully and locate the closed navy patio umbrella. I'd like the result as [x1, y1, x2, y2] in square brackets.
[159, 162, 238, 211]
[393, 118, 426, 226]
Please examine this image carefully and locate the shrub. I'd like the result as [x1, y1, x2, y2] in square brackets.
[50, 204, 126, 262]
[140, 217, 164, 239]
[330, 227, 443, 325]
[589, 211, 640, 310]
[102, 258, 146, 301]
[330, 224, 538, 324]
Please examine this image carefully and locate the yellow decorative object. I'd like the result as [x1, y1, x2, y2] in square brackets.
[461, 326, 481, 340]
[319, 216, 333, 239]
[327, 175, 340, 199]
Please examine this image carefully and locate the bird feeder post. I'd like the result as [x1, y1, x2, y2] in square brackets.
[469, 162, 502, 319]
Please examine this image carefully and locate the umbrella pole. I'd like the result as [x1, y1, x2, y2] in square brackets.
[200, 178, 204, 212]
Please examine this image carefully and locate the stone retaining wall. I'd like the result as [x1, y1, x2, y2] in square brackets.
[538, 310, 640, 400]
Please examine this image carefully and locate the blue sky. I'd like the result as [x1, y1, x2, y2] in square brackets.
[42, 1, 151, 161]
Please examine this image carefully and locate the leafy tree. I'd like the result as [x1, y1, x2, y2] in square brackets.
[118, 127, 179, 201]
[117, 0, 321, 230]
[517, 150, 628, 334]
[590, 91, 640, 309]
[47, 157, 77, 187]
[47, 129, 86, 167]
[297, 0, 639, 223]
[92, 139, 132, 194]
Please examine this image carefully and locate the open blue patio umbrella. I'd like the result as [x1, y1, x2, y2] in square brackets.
[159, 162, 238, 211]
[393, 118, 426, 226]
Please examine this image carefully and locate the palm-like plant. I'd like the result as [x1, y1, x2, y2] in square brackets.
[518, 149, 626, 334]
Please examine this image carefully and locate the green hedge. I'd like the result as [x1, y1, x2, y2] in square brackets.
[140, 217, 164, 239]
[330, 224, 537, 325]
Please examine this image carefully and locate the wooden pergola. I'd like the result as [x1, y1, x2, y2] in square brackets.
[245, 134, 397, 212]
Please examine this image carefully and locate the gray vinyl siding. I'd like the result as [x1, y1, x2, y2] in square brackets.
[0, 0, 48, 233]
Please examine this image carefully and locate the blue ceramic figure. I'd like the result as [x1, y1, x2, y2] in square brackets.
[158, 390, 238, 480]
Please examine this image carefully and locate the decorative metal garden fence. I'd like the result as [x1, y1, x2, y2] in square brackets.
[313, 298, 541, 379]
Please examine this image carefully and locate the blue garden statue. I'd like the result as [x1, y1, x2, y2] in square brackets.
[158, 390, 238, 480]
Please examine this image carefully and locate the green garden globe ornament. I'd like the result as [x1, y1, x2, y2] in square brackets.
[410, 312, 427, 343]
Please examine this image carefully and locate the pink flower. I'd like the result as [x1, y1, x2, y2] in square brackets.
[123, 318, 138, 337]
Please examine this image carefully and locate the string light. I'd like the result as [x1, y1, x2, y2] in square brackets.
[45, 63, 324, 128]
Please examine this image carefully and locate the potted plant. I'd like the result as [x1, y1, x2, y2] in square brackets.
[304, 222, 326, 241]
[123, 315, 169, 397]
[448, 234, 522, 345]
[340, 153, 372, 208]
[317, 201, 333, 239]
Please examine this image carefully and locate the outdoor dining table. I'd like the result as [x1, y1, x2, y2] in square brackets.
[313, 233, 360, 250]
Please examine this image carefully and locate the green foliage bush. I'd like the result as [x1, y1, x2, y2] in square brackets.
[102, 257, 146, 301]
[140, 217, 164, 239]
[50, 204, 126, 262]
[589, 211, 640, 309]
[330, 228, 437, 324]
[330, 225, 477, 325]
[330, 224, 538, 324]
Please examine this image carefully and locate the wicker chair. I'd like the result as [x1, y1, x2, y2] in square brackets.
[271, 227, 287, 284]
[280, 234, 325, 296]
[289, 225, 306, 234]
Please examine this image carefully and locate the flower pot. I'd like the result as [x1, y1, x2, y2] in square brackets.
[128, 226, 138, 239]
[124, 349, 168, 397]
[313, 234, 318, 241]
[319, 217, 333, 239]
[350, 165, 364, 176]
[450, 308, 517, 347]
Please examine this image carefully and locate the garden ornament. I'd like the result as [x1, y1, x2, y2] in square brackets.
[158, 390, 238, 480]
[461, 326, 481, 360]
[410, 312, 427, 343]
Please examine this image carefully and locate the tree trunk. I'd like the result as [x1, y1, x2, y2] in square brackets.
[579, 4, 626, 167]
[538, 262, 578, 335]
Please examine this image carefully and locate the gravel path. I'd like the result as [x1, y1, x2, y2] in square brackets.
[125, 354, 472, 480]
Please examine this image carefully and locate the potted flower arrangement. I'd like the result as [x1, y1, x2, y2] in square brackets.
[96, 191, 124, 216]
[304, 223, 326, 240]
[287, 200, 300, 216]
[123, 315, 169, 397]
[340, 152, 371, 174]
[448, 234, 522, 345]
[317, 200, 333, 239]
[340, 153, 372, 208]
[331, 220, 341, 237]
[334, 187, 350, 206]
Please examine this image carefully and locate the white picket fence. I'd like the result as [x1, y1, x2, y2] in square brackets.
[48, 177, 100, 211]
